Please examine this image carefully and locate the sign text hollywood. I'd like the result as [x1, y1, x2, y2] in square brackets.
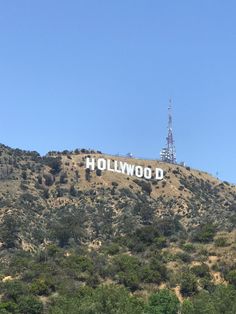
[85, 157, 164, 180]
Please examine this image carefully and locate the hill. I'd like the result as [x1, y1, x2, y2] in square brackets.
[0, 143, 235, 313]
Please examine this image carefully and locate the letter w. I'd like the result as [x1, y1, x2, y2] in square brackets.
[125, 163, 135, 176]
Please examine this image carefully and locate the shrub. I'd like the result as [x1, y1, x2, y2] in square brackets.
[141, 266, 162, 284]
[44, 157, 61, 175]
[37, 175, 42, 184]
[30, 278, 51, 296]
[145, 289, 180, 314]
[43, 173, 54, 186]
[42, 188, 50, 199]
[191, 263, 211, 279]
[182, 243, 195, 253]
[215, 237, 227, 247]
[104, 243, 120, 255]
[135, 225, 160, 245]
[2, 280, 28, 302]
[188, 286, 236, 314]
[0, 215, 19, 248]
[134, 179, 152, 195]
[96, 168, 102, 176]
[55, 228, 70, 247]
[157, 217, 183, 237]
[153, 236, 167, 249]
[56, 188, 63, 197]
[69, 185, 77, 197]
[180, 271, 198, 296]
[85, 168, 91, 181]
[198, 277, 215, 292]
[18, 296, 43, 314]
[21, 170, 27, 180]
[111, 255, 141, 291]
[175, 252, 192, 263]
[227, 270, 236, 286]
[192, 223, 216, 243]
[49, 285, 144, 314]
[181, 299, 194, 314]
[149, 257, 167, 282]
[60, 172, 68, 184]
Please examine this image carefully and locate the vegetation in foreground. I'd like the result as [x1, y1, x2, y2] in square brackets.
[0, 220, 236, 313]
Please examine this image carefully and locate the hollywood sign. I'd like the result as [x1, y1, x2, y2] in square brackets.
[85, 157, 164, 180]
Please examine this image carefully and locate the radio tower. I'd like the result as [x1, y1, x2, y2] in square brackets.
[160, 99, 177, 164]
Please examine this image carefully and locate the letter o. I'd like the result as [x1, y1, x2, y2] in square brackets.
[97, 158, 106, 170]
[135, 166, 143, 178]
[144, 167, 152, 179]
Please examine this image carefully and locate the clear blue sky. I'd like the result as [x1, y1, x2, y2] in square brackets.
[0, 1, 235, 183]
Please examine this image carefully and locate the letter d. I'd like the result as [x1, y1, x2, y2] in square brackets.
[155, 168, 164, 180]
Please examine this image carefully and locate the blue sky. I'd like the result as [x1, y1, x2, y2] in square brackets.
[0, 1, 235, 183]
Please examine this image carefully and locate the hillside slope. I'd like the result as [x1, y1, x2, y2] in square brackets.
[0, 144, 235, 250]
[0, 144, 236, 313]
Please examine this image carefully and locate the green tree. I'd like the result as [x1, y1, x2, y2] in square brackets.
[180, 271, 198, 296]
[0, 215, 19, 248]
[2, 280, 27, 303]
[111, 254, 141, 291]
[69, 185, 77, 197]
[44, 157, 62, 175]
[191, 263, 211, 279]
[226, 270, 236, 287]
[181, 299, 194, 314]
[145, 289, 180, 314]
[192, 223, 216, 243]
[30, 278, 51, 296]
[185, 285, 236, 314]
[191, 291, 215, 314]
[18, 295, 43, 314]
[49, 285, 144, 314]
[211, 285, 236, 313]
[0, 301, 17, 314]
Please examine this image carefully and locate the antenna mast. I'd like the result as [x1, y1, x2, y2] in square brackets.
[160, 99, 176, 164]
